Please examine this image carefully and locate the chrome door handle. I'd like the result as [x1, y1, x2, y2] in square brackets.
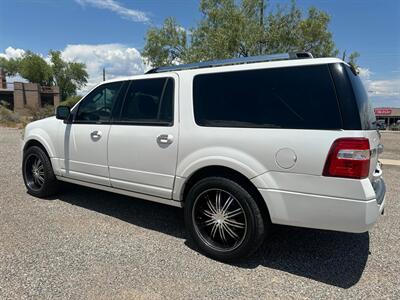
[90, 130, 102, 139]
[157, 134, 173, 144]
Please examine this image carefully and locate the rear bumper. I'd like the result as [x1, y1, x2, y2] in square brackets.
[258, 178, 386, 233]
[372, 177, 386, 206]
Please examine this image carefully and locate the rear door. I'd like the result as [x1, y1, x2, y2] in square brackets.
[107, 75, 179, 199]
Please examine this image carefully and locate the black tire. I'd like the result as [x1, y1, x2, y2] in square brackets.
[22, 146, 58, 198]
[184, 176, 266, 262]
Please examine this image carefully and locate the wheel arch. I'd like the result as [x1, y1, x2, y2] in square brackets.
[23, 138, 52, 158]
[23, 137, 62, 178]
[179, 165, 271, 224]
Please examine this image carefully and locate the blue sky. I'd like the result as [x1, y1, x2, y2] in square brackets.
[0, 0, 399, 106]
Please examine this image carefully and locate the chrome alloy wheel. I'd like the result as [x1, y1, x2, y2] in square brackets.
[192, 189, 247, 252]
[24, 154, 45, 190]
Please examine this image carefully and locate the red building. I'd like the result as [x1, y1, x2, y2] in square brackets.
[374, 107, 400, 126]
[0, 69, 60, 114]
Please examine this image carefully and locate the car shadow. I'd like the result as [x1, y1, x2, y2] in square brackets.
[234, 226, 369, 289]
[54, 183, 186, 239]
[54, 183, 369, 289]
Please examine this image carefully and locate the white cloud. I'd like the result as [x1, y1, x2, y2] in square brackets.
[358, 67, 373, 79]
[359, 67, 400, 97]
[0, 46, 25, 59]
[358, 67, 400, 107]
[1, 44, 145, 93]
[178, 26, 192, 35]
[60, 43, 145, 93]
[75, 0, 149, 23]
[0, 47, 27, 88]
[368, 79, 400, 97]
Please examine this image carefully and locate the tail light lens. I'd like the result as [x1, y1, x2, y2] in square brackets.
[323, 138, 370, 179]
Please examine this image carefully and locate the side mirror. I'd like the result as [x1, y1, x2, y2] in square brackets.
[56, 105, 71, 121]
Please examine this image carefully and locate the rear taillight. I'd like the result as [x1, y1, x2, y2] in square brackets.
[323, 138, 370, 179]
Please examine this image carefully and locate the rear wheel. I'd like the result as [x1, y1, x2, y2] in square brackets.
[22, 146, 58, 198]
[184, 177, 266, 261]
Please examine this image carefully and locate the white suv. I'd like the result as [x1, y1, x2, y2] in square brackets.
[22, 53, 386, 261]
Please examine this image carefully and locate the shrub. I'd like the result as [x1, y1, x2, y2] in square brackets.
[0, 100, 11, 108]
[0, 104, 22, 125]
[28, 105, 55, 122]
[59, 95, 81, 108]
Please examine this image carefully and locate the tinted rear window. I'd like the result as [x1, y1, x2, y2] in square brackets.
[344, 66, 376, 130]
[193, 65, 342, 129]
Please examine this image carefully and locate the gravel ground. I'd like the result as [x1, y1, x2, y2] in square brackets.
[381, 131, 400, 161]
[0, 126, 399, 299]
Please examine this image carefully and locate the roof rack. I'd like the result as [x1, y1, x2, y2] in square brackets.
[146, 52, 313, 74]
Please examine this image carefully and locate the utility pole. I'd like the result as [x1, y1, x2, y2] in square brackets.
[259, 0, 264, 55]
[103, 68, 106, 81]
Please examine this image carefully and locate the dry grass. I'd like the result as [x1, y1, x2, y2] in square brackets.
[0, 105, 23, 128]
[0, 103, 55, 129]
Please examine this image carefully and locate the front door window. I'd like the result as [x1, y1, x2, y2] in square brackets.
[75, 82, 123, 123]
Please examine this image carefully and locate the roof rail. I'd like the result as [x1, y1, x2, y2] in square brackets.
[146, 52, 313, 74]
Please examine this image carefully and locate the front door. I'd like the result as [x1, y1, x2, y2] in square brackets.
[59, 81, 125, 186]
[108, 75, 179, 199]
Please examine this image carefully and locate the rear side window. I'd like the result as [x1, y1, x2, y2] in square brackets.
[193, 65, 342, 129]
[344, 66, 376, 130]
[118, 78, 174, 126]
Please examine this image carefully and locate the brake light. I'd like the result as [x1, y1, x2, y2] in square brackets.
[323, 138, 370, 179]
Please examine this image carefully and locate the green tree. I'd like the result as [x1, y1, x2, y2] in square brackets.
[143, 0, 355, 67]
[189, 0, 246, 61]
[266, 3, 338, 57]
[342, 50, 360, 72]
[49, 50, 88, 100]
[0, 57, 20, 76]
[1, 50, 88, 101]
[142, 17, 189, 67]
[18, 51, 53, 85]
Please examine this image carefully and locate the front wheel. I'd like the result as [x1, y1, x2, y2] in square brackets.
[22, 146, 58, 198]
[184, 177, 266, 261]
